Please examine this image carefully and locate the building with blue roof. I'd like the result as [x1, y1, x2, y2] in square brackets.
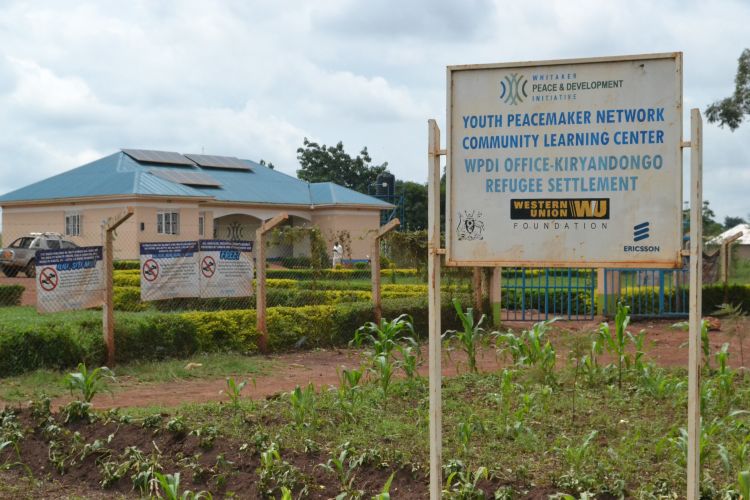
[0, 150, 393, 260]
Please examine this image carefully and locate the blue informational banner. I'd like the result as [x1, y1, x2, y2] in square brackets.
[35, 246, 104, 313]
[198, 240, 254, 298]
[139, 241, 199, 301]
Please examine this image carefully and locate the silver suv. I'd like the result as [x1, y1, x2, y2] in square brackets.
[0, 232, 78, 278]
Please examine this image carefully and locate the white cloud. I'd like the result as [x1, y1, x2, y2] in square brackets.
[0, 0, 747, 223]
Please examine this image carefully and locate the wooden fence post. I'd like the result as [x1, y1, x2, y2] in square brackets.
[102, 207, 134, 367]
[372, 218, 400, 324]
[490, 267, 502, 326]
[255, 213, 288, 353]
[472, 267, 482, 313]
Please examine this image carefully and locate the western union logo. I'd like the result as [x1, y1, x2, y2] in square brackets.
[510, 198, 610, 220]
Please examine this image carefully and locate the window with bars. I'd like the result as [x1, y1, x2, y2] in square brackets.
[198, 213, 205, 237]
[157, 211, 180, 235]
[65, 213, 81, 236]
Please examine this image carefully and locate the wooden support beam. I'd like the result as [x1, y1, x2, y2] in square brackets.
[372, 218, 400, 324]
[102, 207, 134, 367]
[256, 213, 289, 353]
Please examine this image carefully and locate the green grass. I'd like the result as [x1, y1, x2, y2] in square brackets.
[0, 353, 274, 403]
[0, 306, 169, 328]
[0, 306, 101, 328]
[730, 258, 750, 285]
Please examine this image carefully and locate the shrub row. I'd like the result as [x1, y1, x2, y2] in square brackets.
[502, 289, 595, 315]
[111, 268, 420, 287]
[111, 285, 470, 312]
[0, 295, 472, 376]
[0, 285, 24, 307]
[266, 268, 418, 280]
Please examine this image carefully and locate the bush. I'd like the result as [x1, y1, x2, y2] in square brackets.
[0, 293, 477, 375]
[113, 260, 140, 270]
[113, 286, 149, 312]
[266, 268, 418, 280]
[0, 285, 24, 306]
[702, 284, 750, 313]
[113, 273, 141, 287]
[0, 321, 104, 377]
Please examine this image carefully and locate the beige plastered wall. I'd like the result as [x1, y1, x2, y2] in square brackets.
[312, 208, 381, 261]
[3, 200, 382, 261]
[2, 199, 209, 260]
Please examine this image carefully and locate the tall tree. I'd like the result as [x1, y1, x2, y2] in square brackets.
[706, 48, 750, 130]
[296, 138, 388, 193]
[702, 200, 725, 237]
[724, 216, 747, 229]
[395, 180, 428, 230]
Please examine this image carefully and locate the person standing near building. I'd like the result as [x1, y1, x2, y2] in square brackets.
[332, 241, 343, 268]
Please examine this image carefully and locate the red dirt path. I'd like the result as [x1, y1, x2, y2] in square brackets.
[56, 317, 748, 411]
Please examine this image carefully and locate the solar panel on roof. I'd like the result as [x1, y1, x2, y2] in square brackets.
[148, 169, 222, 188]
[122, 149, 196, 166]
[184, 153, 252, 170]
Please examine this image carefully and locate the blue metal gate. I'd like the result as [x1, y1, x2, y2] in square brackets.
[501, 267, 596, 321]
[602, 268, 689, 318]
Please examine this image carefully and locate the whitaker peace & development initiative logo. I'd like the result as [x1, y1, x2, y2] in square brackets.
[500, 73, 528, 105]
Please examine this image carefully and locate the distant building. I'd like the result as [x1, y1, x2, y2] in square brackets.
[707, 223, 750, 260]
[0, 149, 392, 260]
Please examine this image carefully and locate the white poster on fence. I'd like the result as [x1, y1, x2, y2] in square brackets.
[140, 241, 199, 301]
[35, 246, 104, 313]
[198, 239, 254, 298]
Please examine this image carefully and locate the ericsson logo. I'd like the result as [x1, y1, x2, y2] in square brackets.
[633, 221, 650, 241]
[624, 221, 659, 253]
[500, 73, 528, 105]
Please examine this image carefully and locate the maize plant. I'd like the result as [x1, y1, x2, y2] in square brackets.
[225, 377, 248, 413]
[443, 298, 489, 373]
[154, 471, 212, 500]
[496, 319, 557, 384]
[289, 383, 317, 429]
[351, 314, 416, 359]
[64, 363, 115, 403]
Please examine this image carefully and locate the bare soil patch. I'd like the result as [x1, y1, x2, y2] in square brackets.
[51, 317, 748, 411]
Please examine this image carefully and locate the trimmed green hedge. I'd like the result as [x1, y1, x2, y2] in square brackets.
[703, 284, 750, 314]
[267, 268, 418, 280]
[0, 295, 473, 376]
[0, 285, 24, 307]
[113, 260, 140, 270]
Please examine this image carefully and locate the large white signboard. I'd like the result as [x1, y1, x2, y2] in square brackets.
[140, 241, 199, 301]
[198, 240, 254, 298]
[36, 246, 104, 313]
[447, 53, 683, 268]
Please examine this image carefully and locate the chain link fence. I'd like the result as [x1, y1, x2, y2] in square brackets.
[1, 222, 748, 376]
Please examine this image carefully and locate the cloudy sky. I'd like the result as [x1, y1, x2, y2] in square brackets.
[0, 0, 748, 222]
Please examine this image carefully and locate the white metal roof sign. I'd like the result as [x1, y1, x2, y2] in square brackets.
[446, 53, 683, 268]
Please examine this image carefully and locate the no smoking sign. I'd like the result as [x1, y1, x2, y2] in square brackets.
[39, 267, 58, 291]
[201, 256, 216, 278]
[142, 259, 159, 282]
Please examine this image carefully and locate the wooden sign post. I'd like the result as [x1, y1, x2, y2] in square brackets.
[686, 108, 703, 500]
[427, 119, 444, 499]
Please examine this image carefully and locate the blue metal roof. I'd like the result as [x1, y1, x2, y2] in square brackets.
[0, 151, 393, 209]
